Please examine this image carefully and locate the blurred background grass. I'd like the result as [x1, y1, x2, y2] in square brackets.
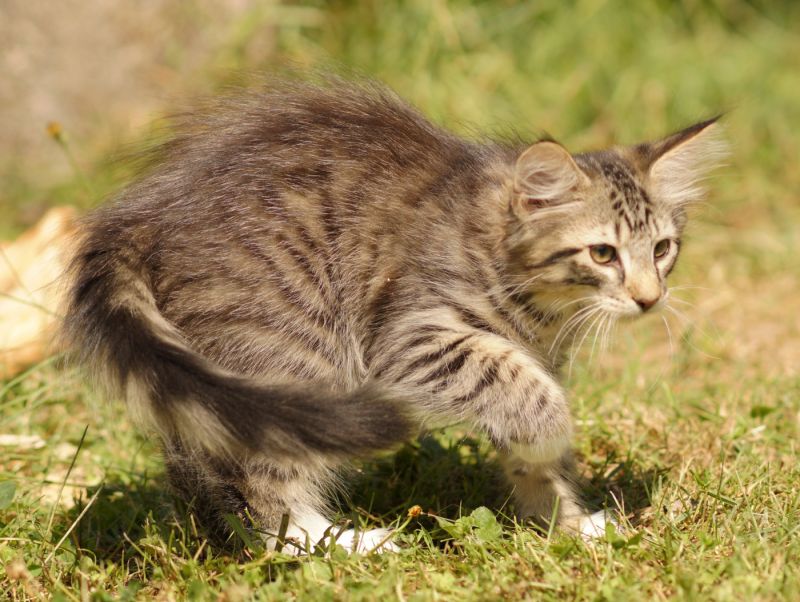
[3, 0, 799, 231]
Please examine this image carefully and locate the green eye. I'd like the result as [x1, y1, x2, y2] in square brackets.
[589, 244, 617, 264]
[654, 239, 671, 259]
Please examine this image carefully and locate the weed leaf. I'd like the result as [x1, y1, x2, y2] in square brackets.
[0, 480, 16, 509]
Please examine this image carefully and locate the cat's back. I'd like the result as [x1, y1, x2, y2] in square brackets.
[81, 80, 494, 380]
[149, 79, 466, 201]
[103, 79, 484, 247]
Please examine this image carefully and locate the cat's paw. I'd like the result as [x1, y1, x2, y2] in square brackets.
[334, 527, 399, 553]
[274, 527, 399, 555]
[267, 509, 399, 555]
[575, 510, 618, 541]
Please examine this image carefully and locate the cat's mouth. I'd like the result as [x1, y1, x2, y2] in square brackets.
[616, 300, 665, 320]
[590, 295, 663, 320]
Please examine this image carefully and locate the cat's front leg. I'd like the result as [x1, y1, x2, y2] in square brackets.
[375, 327, 572, 457]
[371, 311, 607, 533]
[372, 315, 573, 490]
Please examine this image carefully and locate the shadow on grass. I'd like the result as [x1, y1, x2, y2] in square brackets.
[346, 431, 663, 527]
[344, 433, 509, 522]
[64, 432, 510, 562]
[60, 433, 663, 567]
[54, 473, 253, 571]
[581, 454, 666, 524]
[63, 477, 184, 562]
[52, 478, 281, 588]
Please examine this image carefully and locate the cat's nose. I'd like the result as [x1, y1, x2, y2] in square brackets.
[634, 296, 660, 312]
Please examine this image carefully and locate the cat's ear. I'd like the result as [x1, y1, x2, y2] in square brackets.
[512, 141, 590, 216]
[641, 117, 728, 206]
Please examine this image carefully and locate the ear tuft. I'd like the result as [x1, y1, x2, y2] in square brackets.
[644, 118, 729, 206]
[514, 141, 589, 208]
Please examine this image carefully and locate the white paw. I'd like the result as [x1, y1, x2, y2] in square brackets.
[578, 510, 617, 540]
[334, 527, 399, 554]
[264, 509, 399, 555]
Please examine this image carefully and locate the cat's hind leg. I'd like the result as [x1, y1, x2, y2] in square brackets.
[163, 439, 252, 544]
[242, 460, 399, 554]
[165, 441, 396, 554]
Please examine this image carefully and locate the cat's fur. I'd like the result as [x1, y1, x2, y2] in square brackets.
[61, 78, 725, 552]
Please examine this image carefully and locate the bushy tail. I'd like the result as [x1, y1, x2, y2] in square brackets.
[60, 229, 411, 460]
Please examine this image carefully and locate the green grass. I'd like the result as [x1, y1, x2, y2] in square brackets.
[2, 1, 800, 599]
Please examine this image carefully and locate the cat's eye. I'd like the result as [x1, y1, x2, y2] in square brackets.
[589, 244, 617, 264]
[654, 239, 671, 259]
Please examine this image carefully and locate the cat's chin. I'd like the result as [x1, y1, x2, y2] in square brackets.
[623, 301, 667, 320]
[616, 309, 649, 322]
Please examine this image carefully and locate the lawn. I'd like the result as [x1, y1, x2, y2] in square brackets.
[1, 1, 799, 600]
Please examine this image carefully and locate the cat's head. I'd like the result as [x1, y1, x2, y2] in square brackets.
[505, 118, 727, 320]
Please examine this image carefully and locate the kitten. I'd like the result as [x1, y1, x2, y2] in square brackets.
[61, 78, 725, 553]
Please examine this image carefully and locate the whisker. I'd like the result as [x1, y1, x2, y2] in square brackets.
[661, 314, 675, 356]
[663, 304, 693, 328]
[536, 295, 597, 324]
[597, 316, 609, 354]
[493, 273, 547, 305]
[568, 309, 605, 377]
[552, 306, 599, 360]
[549, 305, 593, 354]
[667, 296, 695, 307]
[551, 295, 597, 314]
[663, 304, 722, 361]
[549, 302, 602, 356]
[600, 314, 616, 352]
[568, 309, 604, 375]
[668, 285, 713, 293]
[588, 314, 604, 364]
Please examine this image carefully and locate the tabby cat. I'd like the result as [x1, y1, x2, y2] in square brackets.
[61, 79, 725, 552]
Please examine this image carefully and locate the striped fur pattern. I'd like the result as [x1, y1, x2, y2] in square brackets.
[61, 79, 725, 550]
